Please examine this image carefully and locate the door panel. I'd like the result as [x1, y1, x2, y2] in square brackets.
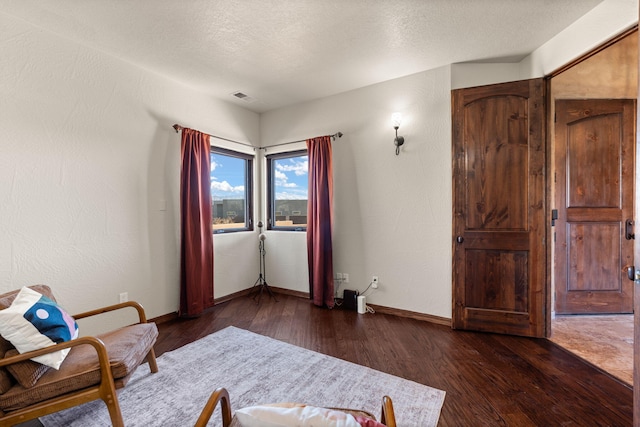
[465, 250, 528, 312]
[567, 223, 620, 291]
[452, 79, 546, 338]
[554, 99, 635, 314]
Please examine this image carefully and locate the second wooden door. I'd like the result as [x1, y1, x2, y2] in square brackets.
[554, 99, 635, 314]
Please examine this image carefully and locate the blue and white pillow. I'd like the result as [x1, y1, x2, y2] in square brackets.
[0, 287, 78, 369]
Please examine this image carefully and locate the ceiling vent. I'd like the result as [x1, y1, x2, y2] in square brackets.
[231, 91, 256, 103]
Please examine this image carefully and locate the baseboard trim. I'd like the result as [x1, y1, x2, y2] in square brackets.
[150, 311, 178, 324]
[367, 304, 452, 327]
[152, 288, 452, 328]
[213, 288, 252, 305]
[269, 287, 310, 299]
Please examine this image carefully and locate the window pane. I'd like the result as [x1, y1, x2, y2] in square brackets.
[271, 153, 308, 230]
[210, 150, 250, 232]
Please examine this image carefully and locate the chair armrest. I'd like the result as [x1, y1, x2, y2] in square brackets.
[73, 301, 149, 324]
[380, 395, 396, 427]
[194, 387, 232, 427]
[0, 336, 111, 371]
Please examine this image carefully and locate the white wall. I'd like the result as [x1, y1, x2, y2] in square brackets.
[0, 13, 260, 331]
[261, 66, 454, 318]
[451, 63, 521, 90]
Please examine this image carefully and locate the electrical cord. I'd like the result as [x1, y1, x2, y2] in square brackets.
[360, 281, 374, 296]
[360, 281, 377, 314]
[333, 278, 343, 306]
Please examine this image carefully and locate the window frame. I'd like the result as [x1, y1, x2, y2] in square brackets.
[210, 146, 254, 234]
[266, 149, 308, 232]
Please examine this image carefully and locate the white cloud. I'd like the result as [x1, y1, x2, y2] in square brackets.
[275, 169, 298, 188]
[210, 159, 219, 171]
[276, 159, 308, 176]
[276, 191, 308, 200]
[211, 180, 244, 193]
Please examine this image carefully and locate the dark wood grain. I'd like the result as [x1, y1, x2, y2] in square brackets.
[554, 99, 635, 314]
[452, 79, 546, 337]
[154, 294, 632, 426]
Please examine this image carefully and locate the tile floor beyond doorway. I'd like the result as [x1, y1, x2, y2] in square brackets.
[550, 314, 633, 386]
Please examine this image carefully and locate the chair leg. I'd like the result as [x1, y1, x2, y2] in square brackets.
[381, 395, 396, 427]
[102, 386, 125, 427]
[146, 348, 159, 373]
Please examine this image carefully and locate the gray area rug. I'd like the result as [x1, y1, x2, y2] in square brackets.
[41, 326, 445, 426]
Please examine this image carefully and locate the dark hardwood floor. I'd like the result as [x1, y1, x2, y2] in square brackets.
[155, 293, 633, 426]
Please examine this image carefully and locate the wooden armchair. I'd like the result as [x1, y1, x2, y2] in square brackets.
[0, 285, 158, 427]
[194, 387, 397, 427]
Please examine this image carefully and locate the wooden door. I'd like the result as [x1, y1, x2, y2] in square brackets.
[452, 79, 546, 338]
[634, 50, 640, 425]
[633, 12, 639, 426]
[554, 99, 635, 314]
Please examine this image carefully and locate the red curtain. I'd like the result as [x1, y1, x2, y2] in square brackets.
[306, 136, 335, 308]
[179, 128, 214, 317]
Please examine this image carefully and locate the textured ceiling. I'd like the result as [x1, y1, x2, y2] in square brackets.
[1, 0, 605, 113]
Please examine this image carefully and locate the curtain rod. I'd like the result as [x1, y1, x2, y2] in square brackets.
[173, 124, 343, 151]
[172, 124, 256, 150]
[260, 132, 343, 151]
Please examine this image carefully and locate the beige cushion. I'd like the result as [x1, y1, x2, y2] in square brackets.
[0, 322, 158, 411]
[0, 285, 56, 394]
[233, 403, 380, 427]
[0, 287, 78, 369]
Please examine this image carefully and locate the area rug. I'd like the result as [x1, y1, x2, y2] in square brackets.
[40, 326, 445, 426]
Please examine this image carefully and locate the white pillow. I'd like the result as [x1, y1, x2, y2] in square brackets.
[235, 404, 362, 427]
[0, 287, 78, 369]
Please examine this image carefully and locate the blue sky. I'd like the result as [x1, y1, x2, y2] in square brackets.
[273, 155, 308, 200]
[210, 153, 308, 201]
[210, 153, 245, 201]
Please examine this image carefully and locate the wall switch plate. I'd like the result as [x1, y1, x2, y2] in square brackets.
[119, 292, 128, 303]
[343, 273, 349, 283]
[336, 273, 343, 280]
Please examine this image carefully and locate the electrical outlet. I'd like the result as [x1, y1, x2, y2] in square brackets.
[119, 292, 128, 303]
[336, 273, 343, 281]
[372, 276, 379, 288]
[343, 273, 349, 283]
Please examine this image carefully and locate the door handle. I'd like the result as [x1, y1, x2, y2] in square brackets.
[628, 266, 635, 281]
[456, 236, 464, 244]
[625, 219, 635, 240]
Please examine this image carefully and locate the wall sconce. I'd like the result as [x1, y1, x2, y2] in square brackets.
[392, 112, 405, 155]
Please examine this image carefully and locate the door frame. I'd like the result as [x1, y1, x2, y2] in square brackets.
[543, 26, 638, 338]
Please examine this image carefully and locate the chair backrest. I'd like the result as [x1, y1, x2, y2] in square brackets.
[194, 387, 396, 427]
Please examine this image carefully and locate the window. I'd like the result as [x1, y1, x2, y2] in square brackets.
[210, 147, 253, 233]
[266, 150, 308, 231]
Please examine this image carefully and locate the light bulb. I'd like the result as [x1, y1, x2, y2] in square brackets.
[391, 112, 402, 128]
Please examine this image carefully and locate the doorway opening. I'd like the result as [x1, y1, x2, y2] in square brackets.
[548, 29, 637, 386]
